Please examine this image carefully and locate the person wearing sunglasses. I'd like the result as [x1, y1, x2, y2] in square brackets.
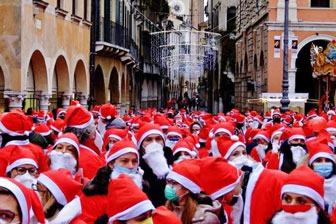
[5, 146, 39, 189]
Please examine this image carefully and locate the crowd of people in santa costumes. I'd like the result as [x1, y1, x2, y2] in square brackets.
[4, 101, 336, 223]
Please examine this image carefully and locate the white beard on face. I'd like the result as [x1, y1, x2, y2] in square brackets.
[14, 172, 37, 189]
[271, 206, 318, 224]
[110, 169, 144, 189]
[142, 142, 170, 179]
[94, 130, 104, 152]
[97, 118, 106, 137]
[49, 150, 77, 175]
[229, 155, 255, 169]
[165, 140, 177, 150]
[272, 142, 280, 153]
[290, 146, 306, 164]
[210, 139, 221, 157]
[231, 194, 244, 224]
[256, 144, 267, 161]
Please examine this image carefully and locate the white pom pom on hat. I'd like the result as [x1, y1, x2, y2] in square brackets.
[230, 135, 239, 141]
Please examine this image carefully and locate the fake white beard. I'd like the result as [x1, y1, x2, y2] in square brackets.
[97, 118, 106, 137]
[94, 130, 104, 152]
[174, 155, 191, 164]
[256, 144, 267, 160]
[229, 155, 255, 169]
[324, 175, 336, 214]
[272, 142, 280, 153]
[14, 172, 37, 189]
[290, 146, 307, 164]
[111, 169, 144, 190]
[143, 142, 170, 179]
[49, 150, 77, 175]
[231, 194, 244, 224]
[210, 139, 221, 157]
[271, 206, 318, 224]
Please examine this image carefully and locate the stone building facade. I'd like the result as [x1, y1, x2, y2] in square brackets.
[0, 0, 91, 112]
[235, 0, 336, 112]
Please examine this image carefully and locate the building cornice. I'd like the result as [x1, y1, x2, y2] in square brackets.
[265, 21, 336, 31]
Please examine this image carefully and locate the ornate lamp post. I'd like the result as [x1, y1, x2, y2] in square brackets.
[280, 0, 290, 112]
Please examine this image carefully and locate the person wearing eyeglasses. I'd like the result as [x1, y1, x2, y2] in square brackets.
[0, 177, 46, 224]
[5, 146, 39, 189]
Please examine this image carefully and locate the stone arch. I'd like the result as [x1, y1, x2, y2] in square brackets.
[50, 55, 71, 109]
[121, 73, 126, 102]
[253, 54, 258, 78]
[109, 67, 119, 105]
[25, 50, 49, 111]
[0, 55, 11, 90]
[74, 60, 88, 94]
[295, 39, 330, 111]
[94, 65, 106, 105]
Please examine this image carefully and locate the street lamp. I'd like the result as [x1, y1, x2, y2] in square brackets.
[280, 0, 290, 112]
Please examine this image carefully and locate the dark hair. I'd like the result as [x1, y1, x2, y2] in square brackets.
[63, 126, 92, 143]
[318, 209, 331, 224]
[45, 200, 64, 219]
[279, 140, 307, 173]
[0, 133, 29, 148]
[189, 122, 202, 133]
[82, 166, 112, 196]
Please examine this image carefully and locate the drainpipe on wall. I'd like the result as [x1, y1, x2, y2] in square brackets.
[89, 0, 98, 109]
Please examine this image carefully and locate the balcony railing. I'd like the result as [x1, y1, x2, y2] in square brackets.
[98, 18, 130, 49]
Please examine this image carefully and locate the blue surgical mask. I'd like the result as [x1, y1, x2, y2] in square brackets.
[164, 185, 179, 201]
[313, 162, 333, 178]
[113, 163, 137, 175]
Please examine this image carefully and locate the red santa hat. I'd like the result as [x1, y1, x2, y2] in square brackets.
[0, 111, 33, 136]
[100, 103, 118, 120]
[33, 123, 51, 136]
[135, 123, 164, 149]
[92, 105, 101, 114]
[264, 111, 271, 119]
[106, 139, 139, 164]
[272, 109, 281, 117]
[253, 129, 271, 142]
[281, 165, 324, 209]
[37, 169, 82, 206]
[166, 126, 183, 138]
[166, 159, 202, 194]
[210, 122, 235, 138]
[217, 136, 246, 159]
[56, 108, 66, 118]
[6, 146, 38, 173]
[154, 114, 170, 130]
[103, 128, 129, 151]
[50, 118, 64, 133]
[37, 110, 46, 121]
[53, 133, 80, 157]
[199, 157, 242, 200]
[287, 127, 306, 142]
[307, 109, 318, 119]
[326, 119, 336, 133]
[198, 128, 209, 143]
[152, 206, 182, 224]
[172, 139, 197, 157]
[107, 174, 155, 222]
[64, 105, 93, 129]
[307, 139, 335, 165]
[327, 110, 336, 116]
[0, 178, 42, 224]
[269, 123, 285, 142]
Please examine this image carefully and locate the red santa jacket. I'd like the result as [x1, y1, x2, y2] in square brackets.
[79, 140, 105, 179]
[242, 163, 287, 224]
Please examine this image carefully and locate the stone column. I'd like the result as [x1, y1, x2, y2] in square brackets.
[4, 91, 26, 111]
[78, 93, 89, 108]
[61, 93, 71, 109]
[288, 68, 297, 93]
[36, 92, 51, 111]
[116, 103, 121, 115]
[219, 97, 224, 112]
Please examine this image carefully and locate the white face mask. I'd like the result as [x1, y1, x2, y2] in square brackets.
[165, 139, 178, 150]
[174, 155, 191, 164]
[14, 171, 37, 189]
[110, 167, 144, 189]
[229, 155, 254, 169]
[271, 206, 318, 224]
[143, 142, 170, 179]
[290, 146, 307, 164]
[49, 150, 77, 175]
